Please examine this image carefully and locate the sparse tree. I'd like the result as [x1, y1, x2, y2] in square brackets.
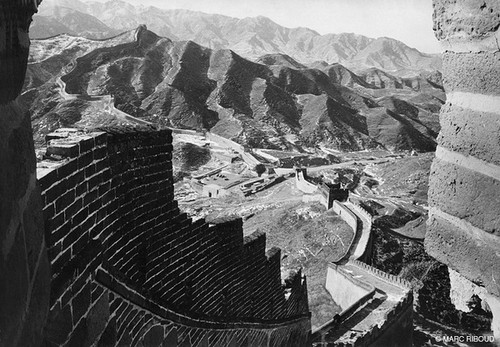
[254, 163, 266, 177]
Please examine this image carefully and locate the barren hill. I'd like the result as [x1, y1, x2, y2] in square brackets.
[22, 26, 444, 152]
[31, 0, 441, 75]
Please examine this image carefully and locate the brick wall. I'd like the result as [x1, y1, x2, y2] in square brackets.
[37, 126, 310, 346]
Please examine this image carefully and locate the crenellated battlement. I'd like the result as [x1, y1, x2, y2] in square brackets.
[313, 260, 413, 347]
[295, 167, 349, 209]
[36, 126, 311, 346]
[347, 260, 412, 290]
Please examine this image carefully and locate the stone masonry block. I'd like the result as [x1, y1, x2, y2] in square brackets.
[78, 137, 95, 154]
[45, 128, 80, 142]
[78, 152, 94, 170]
[437, 104, 500, 165]
[433, 0, 500, 41]
[71, 281, 92, 326]
[429, 158, 500, 234]
[45, 179, 68, 205]
[46, 142, 80, 158]
[37, 162, 61, 190]
[65, 317, 88, 347]
[92, 132, 108, 146]
[442, 51, 500, 95]
[97, 316, 117, 346]
[44, 302, 73, 345]
[425, 212, 500, 297]
[56, 159, 78, 181]
[55, 189, 75, 214]
[84, 293, 110, 346]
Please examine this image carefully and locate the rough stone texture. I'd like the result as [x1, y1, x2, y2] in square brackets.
[369, 305, 413, 347]
[437, 104, 500, 166]
[0, 1, 36, 103]
[142, 325, 165, 347]
[0, 1, 49, 346]
[429, 159, 500, 234]
[484, 294, 500, 340]
[428, 0, 500, 340]
[442, 52, 500, 95]
[448, 268, 490, 313]
[425, 212, 500, 297]
[433, 0, 500, 41]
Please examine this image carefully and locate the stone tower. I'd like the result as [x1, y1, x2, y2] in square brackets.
[426, 0, 500, 339]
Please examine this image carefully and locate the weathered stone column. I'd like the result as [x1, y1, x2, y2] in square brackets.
[426, 0, 500, 340]
[0, 1, 49, 346]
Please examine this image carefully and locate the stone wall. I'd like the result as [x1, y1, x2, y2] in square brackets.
[314, 291, 413, 347]
[347, 202, 372, 261]
[354, 292, 413, 347]
[348, 260, 412, 289]
[324, 264, 375, 311]
[0, 1, 50, 346]
[37, 127, 310, 346]
[426, 0, 500, 339]
[295, 168, 348, 209]
[330, 201, 357, 262]
[312, 261, 413, 347]
[295, 168, 319, 195]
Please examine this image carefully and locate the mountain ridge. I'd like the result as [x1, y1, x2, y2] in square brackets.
[23, 26, 444, 153]
[31, 0, 441, 75]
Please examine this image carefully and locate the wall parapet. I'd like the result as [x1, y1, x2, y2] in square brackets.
[295, 167, 348, 209]
[295, 168, 319, 195]
[348, 200, 373, 224]
[330, 201, 357, 263]
[347, 201, 373, 261]
[346, 290, 414, 347]
[97, 266, 310, 329]
[37, 126, 311, 346]
[313, 261, 413, 347]
[348, 260, 412, 290]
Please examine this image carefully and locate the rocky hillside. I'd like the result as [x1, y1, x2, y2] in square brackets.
[31, 0, 441, 75]
[22, 26, 444, 152]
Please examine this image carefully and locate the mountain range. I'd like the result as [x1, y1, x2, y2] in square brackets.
[22, 26, 444, 152]
[30, 0, 441, 75]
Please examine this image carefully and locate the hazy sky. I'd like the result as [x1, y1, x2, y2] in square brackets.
[95, 0, 440, 53]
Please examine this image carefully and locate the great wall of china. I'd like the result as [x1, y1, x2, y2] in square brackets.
[1, 0, 499, 345]
[26, 124, 414, 346]
[294, 168, 413, 346]
[35, 127, 311, 346]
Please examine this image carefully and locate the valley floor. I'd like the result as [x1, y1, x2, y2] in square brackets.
[172, 133, 494, 344]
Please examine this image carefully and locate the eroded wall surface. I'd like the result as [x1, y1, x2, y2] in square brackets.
[0, 1, 50, 346]
[426, 0, 500, 339]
